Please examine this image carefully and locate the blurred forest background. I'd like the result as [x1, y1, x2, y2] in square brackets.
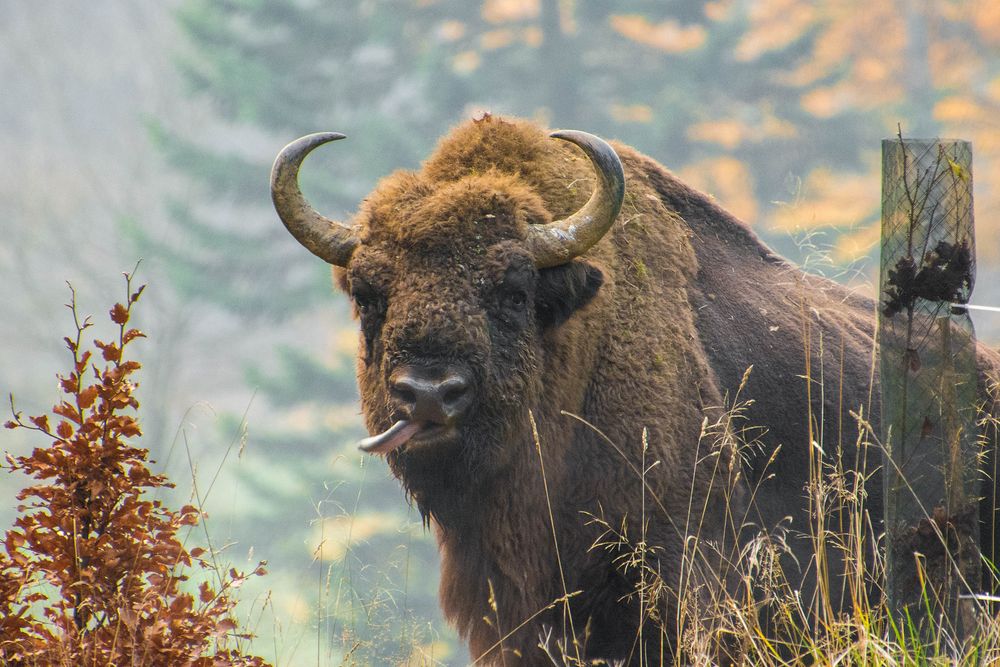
[2, 1, 999, 664]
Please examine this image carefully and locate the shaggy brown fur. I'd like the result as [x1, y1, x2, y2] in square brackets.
[325, 115, 998, 664]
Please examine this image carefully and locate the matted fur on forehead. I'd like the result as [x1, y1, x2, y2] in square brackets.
[423, 115, 591, 220]
[357, 169, 553, 250]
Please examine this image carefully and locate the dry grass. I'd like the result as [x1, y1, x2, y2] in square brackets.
[6, 274, 1000, 666]
[443, 360, 1000, 666]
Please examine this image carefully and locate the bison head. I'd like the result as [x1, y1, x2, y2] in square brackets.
[270, 120, 624, 519]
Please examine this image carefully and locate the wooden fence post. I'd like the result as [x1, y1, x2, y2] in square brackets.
[879, 137, 980, 641]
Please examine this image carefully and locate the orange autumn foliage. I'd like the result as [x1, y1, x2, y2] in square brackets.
[679, 156, 759, 224]
[0, 272, 269, 667]
[726, 0, 1000, 262]
[609, 14, 707, 53]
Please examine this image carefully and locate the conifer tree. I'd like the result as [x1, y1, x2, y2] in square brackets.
[146, 1, 1000, 660]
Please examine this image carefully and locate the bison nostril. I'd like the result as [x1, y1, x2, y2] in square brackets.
[390, 368, 473, 424]
[390, 380, 417, 408]
[440, 377, 470, 408]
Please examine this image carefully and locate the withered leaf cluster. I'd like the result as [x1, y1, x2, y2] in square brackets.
[1, 273, 270, 666]
[882, 239, 973, 318]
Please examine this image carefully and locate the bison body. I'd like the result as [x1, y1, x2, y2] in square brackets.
[271, 116, 998, 664]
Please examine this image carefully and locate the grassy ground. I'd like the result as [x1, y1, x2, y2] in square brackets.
[4, 275, 1000, 666]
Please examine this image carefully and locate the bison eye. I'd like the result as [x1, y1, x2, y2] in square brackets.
[350, 282, 383, 318]
[501, 288, 527, 311]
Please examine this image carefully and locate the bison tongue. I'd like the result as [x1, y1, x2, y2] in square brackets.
[358, 419, 422, 455]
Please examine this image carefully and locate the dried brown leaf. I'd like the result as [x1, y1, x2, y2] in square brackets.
[123, 328, 146, 345]
[55, 421, 73, 440]
[1, 276, 270, 665]
[110, 302, 129, 325]
[52, 402, 80, 424]
[77, 386, 99, 409]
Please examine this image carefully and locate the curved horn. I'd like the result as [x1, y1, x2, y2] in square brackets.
[526, 130, 626, 268]
[270, 132, 359, 267]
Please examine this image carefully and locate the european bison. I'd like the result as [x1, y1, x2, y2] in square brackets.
[270, 115, 997, 664]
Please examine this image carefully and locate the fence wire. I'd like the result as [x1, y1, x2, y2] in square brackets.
[879, 138, 979, 638]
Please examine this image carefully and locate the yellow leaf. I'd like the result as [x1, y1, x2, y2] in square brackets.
[481, 29, 515, 50]
[610, 104, 653, 124]
[482, 0, 539, 24]
[609, 15, 706, 53]
[768, 166, 878, 235]
[987, 75, 1000, 104]
[522, 26, 543, 47]
[687, 119, 747, 150]
[679, 157, 758, 224]
[733, 0, 815, 62]
[947, 158, 970, 183]
[934, 96, 990, 124]
[800, 85, 851, 118]
[435, 20, 466, 43]
[452, 50, 481, 74]
[310, 512, 401, 561]
[704, 0, 735, 22]
[972, 1, 1000, 46]
[929, 39, 979, 89]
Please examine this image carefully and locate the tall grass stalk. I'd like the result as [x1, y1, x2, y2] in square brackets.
[515, 359, 1000, 665]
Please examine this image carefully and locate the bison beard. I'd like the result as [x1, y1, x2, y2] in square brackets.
[272, 115, 1000, 665]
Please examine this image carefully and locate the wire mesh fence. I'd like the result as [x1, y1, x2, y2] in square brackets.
[879, 137, 980, 639]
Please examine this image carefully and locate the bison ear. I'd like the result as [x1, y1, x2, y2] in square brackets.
[535, 261, 603, 329]
[333, 266, 349, 293]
